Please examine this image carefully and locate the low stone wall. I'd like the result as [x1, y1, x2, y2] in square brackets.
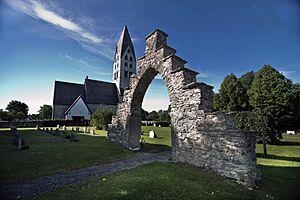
[174, 112, 260, 188]
[0, 120, 89, 128]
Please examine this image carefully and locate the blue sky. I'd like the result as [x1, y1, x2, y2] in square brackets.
[0, 0, 299, 114]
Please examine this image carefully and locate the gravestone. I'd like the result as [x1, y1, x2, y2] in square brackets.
[69, 134, 79, 142]
[83, 127, 87, 133]
[90, 128, 95, 135]
[17, 138, 29, 151]
[149, 130, 157, 138]
[57, 124, 60, 129]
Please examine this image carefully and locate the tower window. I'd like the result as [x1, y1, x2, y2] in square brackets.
[125, 62, 128, 67]
[127, 49, 131, 53]
[130, 56, 133, 62]
[124, 71, 128, 78]
[129, 63, 132, 68]
[125, 55, 128, 60]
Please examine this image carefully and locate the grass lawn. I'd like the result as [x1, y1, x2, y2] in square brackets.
[0, 128, 133, 183]
[36, 128, 300, 200]
[141, 126, 171, 153]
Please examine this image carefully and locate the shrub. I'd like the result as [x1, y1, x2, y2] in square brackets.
[90, 108, 114, 130]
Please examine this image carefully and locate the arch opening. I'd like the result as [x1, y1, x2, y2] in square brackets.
[128, 67, 172, 152]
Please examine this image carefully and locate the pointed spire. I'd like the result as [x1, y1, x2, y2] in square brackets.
[116, 25, 136, 61]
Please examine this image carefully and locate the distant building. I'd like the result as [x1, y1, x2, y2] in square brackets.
[52, 25, 136, 120]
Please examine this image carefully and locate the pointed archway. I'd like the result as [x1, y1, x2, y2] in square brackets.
[108, 29, 260, 188]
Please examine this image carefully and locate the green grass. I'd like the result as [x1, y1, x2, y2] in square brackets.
[1, 126, 299, 199]
[36, 129, 300, 200]
[140, 126, 171, 153]
[0, 128, 133, 183]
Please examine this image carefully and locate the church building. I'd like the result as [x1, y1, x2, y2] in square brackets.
[52, 26, 136, 120]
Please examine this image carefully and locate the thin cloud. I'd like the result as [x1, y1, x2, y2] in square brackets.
[4, 0, 114, 59]
[279, 70, 295, 77]
[60, 54, 112, 76]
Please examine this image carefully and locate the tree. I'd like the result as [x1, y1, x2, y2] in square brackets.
[239, 71, 255, 90]
[248, 65, 297, 143]
[214, 73, 249, 112]
[6, 100, 29, 119]
[38, 105, 52, 119]
[90, 108, 114, 130]
[147, 111, 159, 121]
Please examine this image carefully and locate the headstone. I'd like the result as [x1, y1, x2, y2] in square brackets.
[57, 124, 60, 129]
[50, 128, 53, 132]
[71, 127, 74, 131]
[90, 128, 95, 135]
[83, 127, 87, 133]
[153, 123, 156, 127]
[159, 125, 161, 128]
[10, 127, 19, 137]
[287, 130, 295, 135]
[46, 128, 49, 133]
[149, 130, 157, 138]
[17, 138, 29, 151]
[69, 134, 79, 142]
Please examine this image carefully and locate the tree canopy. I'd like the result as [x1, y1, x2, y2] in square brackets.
[213, 73, 249, 112]
[38, 105, 53, 119]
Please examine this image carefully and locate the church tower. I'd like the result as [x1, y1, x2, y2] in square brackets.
[112, 25, 136, 101]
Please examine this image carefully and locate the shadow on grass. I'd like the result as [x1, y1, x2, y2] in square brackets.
[256, 153, 300, 162]
[274, 140, 300, 146]
[140, 142, 171, 153]
[258, 165, 300, 200]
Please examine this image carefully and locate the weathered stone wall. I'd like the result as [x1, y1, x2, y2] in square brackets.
[107, 29, 260, 188]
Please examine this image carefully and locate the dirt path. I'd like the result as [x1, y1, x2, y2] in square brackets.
[0, 151, 171, 200]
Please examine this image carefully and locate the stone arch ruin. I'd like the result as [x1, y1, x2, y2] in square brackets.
[108, 29, 260, 188]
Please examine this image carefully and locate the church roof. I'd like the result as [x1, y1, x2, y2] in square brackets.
[53, 81, 85, 105]
[53, 78, 118, 106]
[116, 25, 136, 61]
[84, 79, 119, 105]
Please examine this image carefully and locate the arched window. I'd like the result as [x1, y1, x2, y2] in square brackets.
[125, 55, 128, 60]
[127, 49, 131, 53]
[130, 56, 133, 62]
[125, 62, 128, 67]
[129, 63, 132, 68]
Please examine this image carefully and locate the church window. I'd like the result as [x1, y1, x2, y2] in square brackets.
[130, 56, 133, 62]
[125, 55, 128, 60]
[124, 71, 128, 78]
[127, 49, 131, 53]
[129, 63, 132, 68]
[125, 62, 128, 67]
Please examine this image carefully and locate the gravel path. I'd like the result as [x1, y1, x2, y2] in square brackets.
[0, 151, 171, 200]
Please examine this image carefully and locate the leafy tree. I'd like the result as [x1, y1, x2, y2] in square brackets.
[38, 105, 52, 119]
[6, 100, 28, 119]
[214, 73, 249, 112]
[147, 111, 159, 121]
[248, 65, 297, 143]
[239, 71, 255, 90]
[141, 109, 149, 121]
[90, 108, 114, 130]
[0, 109, 10, 121]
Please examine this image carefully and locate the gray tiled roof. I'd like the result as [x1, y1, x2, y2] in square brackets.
[53, 81, 85, 105]
[53, 78, 118, 106]
[84, 79, 118, 105]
